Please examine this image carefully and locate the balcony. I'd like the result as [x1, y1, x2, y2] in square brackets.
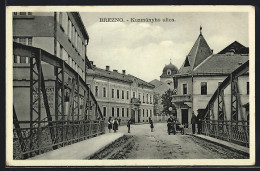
[131, 98, 141, 106]
[172, 94, 192, 103]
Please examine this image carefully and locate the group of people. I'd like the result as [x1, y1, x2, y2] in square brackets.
[107, 117, 120, 133]
[108, 117, 155, 133]
[191, 111, 202, 134]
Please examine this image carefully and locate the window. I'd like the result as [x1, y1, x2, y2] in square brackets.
[133, 92, 135, 98]
[117, 108, 120, 117]
[143, 109, 144, 117]
[201, 82, 207, 95]
[184, 56, 190, 67]
[112, 89, 114, 98]
[147, 110, 149, 117]
[95, 86, 98, 96]
[127, 91, 129, 99]
[117, 89, 120, 99]
[150, 110, 152, 117]
[122, 90, 124, 99]
[122, 108, 124, 117]
[150, 95, 152, 104]
[127, 108, 129, 117]
[143, 94, 145, 103]
[19, 38, 26, 45]
[20, 56, 27, 63]
[146, 94, 148, 103]
[247, 82, 249, 95]
[103, 107, 107, 117]
[138, 93, 141, 99]
[103, 87, 106, 97]
[14, 55, 20, 63]
[112, 107, 115, 117]
[19, 12, 27, 15]
[183, 84, 187, 95]
[167, 69, 171, 75]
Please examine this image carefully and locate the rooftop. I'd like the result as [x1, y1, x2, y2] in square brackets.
[87, 66, 155, 89]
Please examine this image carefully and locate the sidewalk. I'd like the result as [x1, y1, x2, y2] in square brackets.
[188, 133, 249, 155]
[29, 132, 124, 160]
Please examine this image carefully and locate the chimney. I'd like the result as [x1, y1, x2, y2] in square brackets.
[89, 61, 93, 65]
[122, 70, 126, 75]
[211, 49, 214, 53]
[93, 65, 96, 68]
[106, 66, 110, 71]
[113, 69, 118, 72]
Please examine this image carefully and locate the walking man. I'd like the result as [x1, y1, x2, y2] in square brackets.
[127, 119, 131, 133]
[197, 110, 202, 134]
[191, 111, 197, 134]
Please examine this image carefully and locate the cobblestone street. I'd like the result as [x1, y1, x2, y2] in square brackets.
[101, 123, 248, 159]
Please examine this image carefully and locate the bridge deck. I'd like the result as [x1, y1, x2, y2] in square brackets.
[28, 133, 124, 160]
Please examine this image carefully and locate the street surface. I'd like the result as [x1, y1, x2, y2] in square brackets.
[104, 123, 248, 159]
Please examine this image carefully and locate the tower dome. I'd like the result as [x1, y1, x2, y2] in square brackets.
[160, 61, 178, 78]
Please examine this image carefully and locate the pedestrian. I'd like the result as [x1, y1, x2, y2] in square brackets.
[150, 119, 154, 132]
[197, 110, 202, 134]
[118, 118, 121, 125]
[127, 119, 131, 133]
[108, 116, 112, 133]
[167, 114, 174, 135]
[113, 118, 119, 133]
[191, 111, 197, 134]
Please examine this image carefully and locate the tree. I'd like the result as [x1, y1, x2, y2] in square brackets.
[161, 89, 176, 116]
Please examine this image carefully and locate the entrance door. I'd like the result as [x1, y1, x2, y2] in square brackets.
[131, 109, 135, 124]
[181, 109, 188, 128]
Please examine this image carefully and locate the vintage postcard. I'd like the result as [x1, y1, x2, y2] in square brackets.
[6, 6, 255, 166]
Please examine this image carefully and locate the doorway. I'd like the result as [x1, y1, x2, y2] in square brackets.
[181, 109, 188, 128]
[131, 109, 135, 124]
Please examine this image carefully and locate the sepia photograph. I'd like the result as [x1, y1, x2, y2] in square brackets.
[6, 6, 255, 166]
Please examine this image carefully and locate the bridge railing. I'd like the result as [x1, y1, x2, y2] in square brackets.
[13, 42, 104, 159]
[201, 60, 249, 148]
[13, 119, 105, 159]
[201, 120, 249, 147]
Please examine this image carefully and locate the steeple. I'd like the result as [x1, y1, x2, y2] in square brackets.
[178, 29, 213, 75]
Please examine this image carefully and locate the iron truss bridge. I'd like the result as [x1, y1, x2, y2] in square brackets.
[13, 42, 105, 159]
[202, 60, 249, 147]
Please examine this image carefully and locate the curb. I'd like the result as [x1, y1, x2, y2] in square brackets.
[86, 133, 125, 159]
[187, 133, 249, 156]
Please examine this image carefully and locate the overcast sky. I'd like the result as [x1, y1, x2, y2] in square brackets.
[80, 12, 248, 82]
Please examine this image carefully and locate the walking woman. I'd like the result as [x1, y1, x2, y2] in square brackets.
[113, 118, 119, 133]
[108, 116, 112, 133]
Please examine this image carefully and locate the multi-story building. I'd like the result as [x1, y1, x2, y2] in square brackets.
[86, 64, 155, 124]
[13, 12, 93, 121]
[172, 30, 249, 126]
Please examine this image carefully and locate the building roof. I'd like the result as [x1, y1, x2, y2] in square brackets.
[126, 74, 155, 89]
[87, 67, 155, 89]
[192, 54, 249, 75]
[150, 79, 172, 95]
[150, 79, 164, 88]
[218, 41, 249, 54]
[178, 33, 213, 75]
[160, 62, 178, 78]
[87, 67, 132, 83]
